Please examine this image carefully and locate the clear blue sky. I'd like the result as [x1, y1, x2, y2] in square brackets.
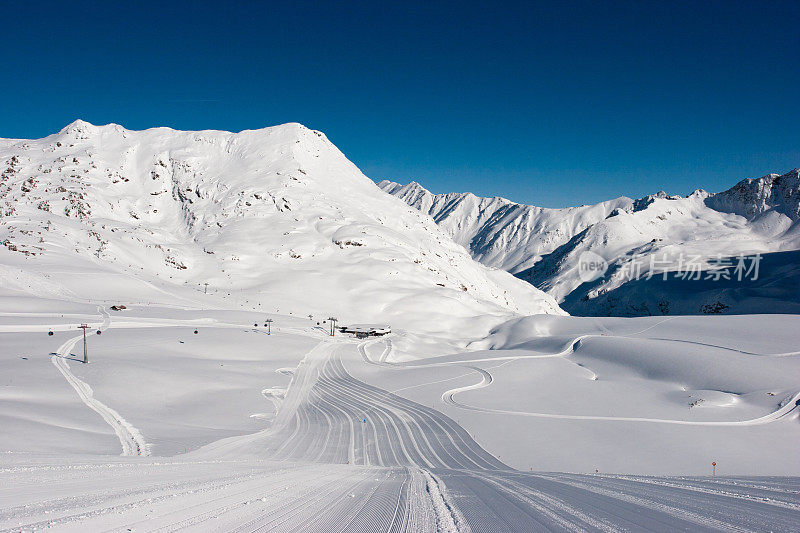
[2, 1, 797, 207]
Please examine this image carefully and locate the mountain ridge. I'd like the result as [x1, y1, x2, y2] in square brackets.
[378, 179, 632, 273]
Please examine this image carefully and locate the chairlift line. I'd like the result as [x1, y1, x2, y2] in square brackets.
[78, 323, 91, 363]
[327, 317, 338, 336]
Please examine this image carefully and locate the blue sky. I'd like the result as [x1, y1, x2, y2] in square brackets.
[2, 1, 797, 207]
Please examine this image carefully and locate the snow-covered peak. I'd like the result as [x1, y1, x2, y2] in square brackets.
[631, 190, 682, 212]
[377, 180, 444, 214]
[688, 188, 711, 199]
[56, 119, 127, 139]
[706, 168, 800, 221]
[59, 118, 92, 132]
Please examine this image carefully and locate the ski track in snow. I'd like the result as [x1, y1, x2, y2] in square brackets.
[422, 469, 469, 533]
[360, 324, 800, 427]
[207, 339, 798, 532]
[49, 306, 151, 457]
[440, 361, 800, 426]
[2, 326, 798, 531]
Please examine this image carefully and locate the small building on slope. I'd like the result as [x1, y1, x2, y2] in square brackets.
[339, 324, 392, 338]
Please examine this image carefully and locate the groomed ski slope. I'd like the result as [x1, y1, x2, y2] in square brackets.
[1, 305, 799, 532]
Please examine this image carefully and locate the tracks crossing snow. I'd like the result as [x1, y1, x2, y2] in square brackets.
[5, 328, 797, 531]
[49, 306, 150, 456]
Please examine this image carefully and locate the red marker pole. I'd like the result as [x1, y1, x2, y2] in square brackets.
[712, 461, 716, 476]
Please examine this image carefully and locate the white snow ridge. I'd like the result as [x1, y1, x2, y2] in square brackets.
[0, 122, 798, 532]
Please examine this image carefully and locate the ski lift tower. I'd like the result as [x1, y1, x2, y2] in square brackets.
[78, 324, 91, 363]
[265, 318, 273, 335]
[328, 317, 338, 337]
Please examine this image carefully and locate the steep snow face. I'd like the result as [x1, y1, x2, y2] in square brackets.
[0, 121, 563, 333]
[383, 170, 800, 316]
[705, 168, 800, 222]
[378, 180, 632, 273]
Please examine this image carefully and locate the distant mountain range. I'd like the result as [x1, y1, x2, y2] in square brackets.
[380, 169, 800, 316]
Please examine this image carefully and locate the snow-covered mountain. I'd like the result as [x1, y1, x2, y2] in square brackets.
[382, 169, 800, 316]
[0, 120, 562, 333]
[706, 169, 800, 222]
[378, 180, 632, 273]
